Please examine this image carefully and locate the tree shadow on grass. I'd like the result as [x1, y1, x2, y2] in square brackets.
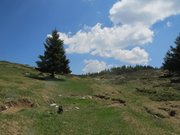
[24, 73, 66, 82]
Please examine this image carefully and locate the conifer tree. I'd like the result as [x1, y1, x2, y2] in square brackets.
[37, 29, 71, 78]
[162, 33, 180, 74]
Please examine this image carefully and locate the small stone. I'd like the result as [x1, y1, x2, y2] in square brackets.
[87, 96, 92, 99]
[50, 103, 56, 107]
[82, 97, 86, 99]
[57, 106, 63, 114]
[169, 110, 176, 117]
[75, 107, 80, 110]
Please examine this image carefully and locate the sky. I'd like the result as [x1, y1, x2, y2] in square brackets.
[0, 0, 180, 74]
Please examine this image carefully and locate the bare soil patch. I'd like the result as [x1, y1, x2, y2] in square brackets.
[0, 98, 35, 114]
[144, 101, 180, 119]
[93, 94, 126, 107]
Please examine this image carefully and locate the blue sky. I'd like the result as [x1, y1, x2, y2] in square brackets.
[0, 0, 180, 74]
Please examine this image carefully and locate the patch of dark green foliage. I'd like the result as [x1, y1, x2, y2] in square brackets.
[85, 65, 157, 77]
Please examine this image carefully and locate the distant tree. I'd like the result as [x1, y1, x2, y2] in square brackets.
[36, 29, 71, 78]
[162, 33, 180, 74]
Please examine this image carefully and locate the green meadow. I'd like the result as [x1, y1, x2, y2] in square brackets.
[0, 61, 179, 135]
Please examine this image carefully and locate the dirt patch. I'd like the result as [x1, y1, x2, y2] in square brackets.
[112, 98, 126, 104]
[158, 107, 178, 117]
[0, 98, 35, 113]
[144, 107, 167, 118]
[108, 102, 125, 107]
[94, 94, 110, 100]
[144, 101, 180, 119]
[94, 94, 126, 107]
[110, 98, 126, 107]
[6, 98, 34, 107]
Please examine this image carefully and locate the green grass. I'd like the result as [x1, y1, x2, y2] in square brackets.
[0, 61, 180, 135]
[56, 77, 94, 95]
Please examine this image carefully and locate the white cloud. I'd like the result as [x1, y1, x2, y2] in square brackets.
[82, 59, 112, 74]
[109, 0, 180, 26]
[62, 23, 153, 52]
[93, 47, 149, 65]
[58, 0, 180, 65]
[60, 23, 152, 64]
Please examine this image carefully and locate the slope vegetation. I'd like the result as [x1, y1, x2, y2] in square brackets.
[0, 61, 179, 135]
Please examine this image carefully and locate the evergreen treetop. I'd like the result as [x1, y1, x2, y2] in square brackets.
[162, 33, 180, 74]
[37, 29, 71, 77]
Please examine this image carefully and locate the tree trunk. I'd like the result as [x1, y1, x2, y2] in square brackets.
[51, 72, 55, 78]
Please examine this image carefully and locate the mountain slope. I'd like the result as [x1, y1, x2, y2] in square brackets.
[0, 61, 179, 135]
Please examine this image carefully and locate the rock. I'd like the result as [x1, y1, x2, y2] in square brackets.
[75, 107, 80, 110]
[82, 97, 86, 99]
[81, 96, 92, 99]
[87, 96, 92, 99]
[50, 103, 57, 107]
[5, 105, 8, 109]
[169, 110, 176, 117]
[0, 105, 6, 112]
[57, 106, 63, 114]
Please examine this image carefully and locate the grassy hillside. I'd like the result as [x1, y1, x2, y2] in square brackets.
[0, 61, 180, 135]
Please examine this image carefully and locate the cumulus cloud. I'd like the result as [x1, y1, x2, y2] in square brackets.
[110, 0, 180, 26]
[94, 47, 149, 65]
[61, 23, 153, 53]
[82, 59, 112, 74]
[59, 0, 180, 65]
[60, 23, 152, 64]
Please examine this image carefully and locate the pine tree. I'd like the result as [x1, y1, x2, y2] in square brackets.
[37, 29, 71, 78]
[162, 33, 180, 74]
